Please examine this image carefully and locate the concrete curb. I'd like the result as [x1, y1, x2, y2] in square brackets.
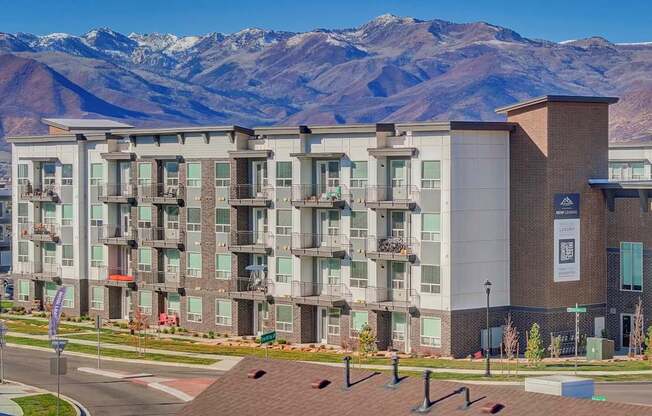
[7, 379, 91, 416]
[77, 367, 153, 379]
[147, 382, 194, 402]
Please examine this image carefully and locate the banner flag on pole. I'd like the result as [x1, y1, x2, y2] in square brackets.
[48, 286, 67, 339]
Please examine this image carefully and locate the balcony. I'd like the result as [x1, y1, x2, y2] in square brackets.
[19, 222, 60, 243]
[137, 183, 185, 205]
[229, 277, 273, 301]
[364, 185, 418, 210]
[272, 281, 348, 307]
[89, 266, 136, 288]
[139, 227, 185, 249]
[291, 184, 348, 208]
[139, 270, 185, 292]
[366, 236, 417, 262]
[291, 233, 348, 258]
[228, 231, 273, 254]
[228, 184, 272, 207]
[13, 262, 61, 283]
[19, 183, 59, 202]
[350, 286, 420, 312]
[97, 182, 136, 204]
[98, 225, 137, 246]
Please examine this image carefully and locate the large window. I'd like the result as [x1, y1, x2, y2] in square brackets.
[390, 261, 406, 289]
[138, 248, 152, 272]
[187, 297, 203, 322]
[420, 317, 442, 347]
[421, 213, 440, 242]
[62, 245, 73, 267]
[165, 206, 179, 230]
[421, 161, 441, 189]
[63, 286, 75, 308]
[350, 311, 368, 337]
[322, 258, 341, 285]
[17, 164, 28, 186]
[215, 162, 231, 187]
[91, 246, 104, 268]
[42, 163, 56, 186]
[187, 208, 201, 232]
[421, 265, 441, 294]
[276, 257, 292, 283]
[187, 252, 202, 277]
[275, 304, 293, 332]
[350, 161, 368, 188]
[350, 261, 368, 288]
[42, 203, 56, 224]
[18, 280, 30, 301]
[139, 290, 152, 315]
[621, 242, 643, 291]
[18, 241, 29, 263]
[17, 203, 28, 224]
[215, 254, 232, 279]
[90, 163, 104, 186]
[62, 204, 73, 226]
[44, 282, 57, 305]
[350, 211, 368, 238]
[165, 249, 180, 273]
[43, 242, 56, 264]
[215, 300, 232, 326]
[62, 164, 73, 186]
[187, 162, 201, 187]
[138, 206, 152, 228]
[164, 162, 179, 186]
[276, 162, 292, 187]
[91, 286, 104, 310]
[215, 209, 230, 233]
[90, 205, 103, 227]
[138, 163, 152, 186]
[328, 308, 341, 336]
[167, 293, 181, 316]
[392, 312, 407, 341]
[276, 210, 292, 236]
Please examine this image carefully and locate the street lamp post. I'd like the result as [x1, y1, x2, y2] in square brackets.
[484, 280, 492, 377]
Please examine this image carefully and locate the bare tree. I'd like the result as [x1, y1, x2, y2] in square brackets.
[630, 297, 645, 358]
[503, 313, 519, 360]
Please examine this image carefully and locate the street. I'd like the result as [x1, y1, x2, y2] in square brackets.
[1, 346, 221, 416]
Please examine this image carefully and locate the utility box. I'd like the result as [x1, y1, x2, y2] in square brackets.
[525, 376, 594, 399]
[586, 337, 615, 361]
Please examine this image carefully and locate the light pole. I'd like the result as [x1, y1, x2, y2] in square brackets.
[484, 280, 492, 377]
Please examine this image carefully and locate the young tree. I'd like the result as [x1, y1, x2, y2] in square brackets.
[502, 313, 519, 361]
[358, 324, 377, 360]
[645, 326, 652, 360]
[548, 335, 562, 359]
[630, 298, 645, 357]
[525, 323, 545, 367]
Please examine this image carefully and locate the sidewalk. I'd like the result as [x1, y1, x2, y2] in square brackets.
[0, 381, 87, 416]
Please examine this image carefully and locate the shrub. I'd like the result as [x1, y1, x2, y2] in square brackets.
[169, 327, 176, 334]
[277, 339, 287, 345]
[525, 323, 545, 366]
[358, 324, 378, 358]
[208, 331, 215, 339]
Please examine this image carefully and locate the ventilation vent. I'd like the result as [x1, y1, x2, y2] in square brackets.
[247, 369, 266, 379]
[481, 402, 503, 414]
[311, 379, 330, 389]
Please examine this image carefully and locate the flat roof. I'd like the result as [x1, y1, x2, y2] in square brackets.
[495, 95, 619, 114]
[42, 118, 134, 131]
[111, 125, 253, 136]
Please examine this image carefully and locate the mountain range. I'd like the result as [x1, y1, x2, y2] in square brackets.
[0, 13, 650, 148]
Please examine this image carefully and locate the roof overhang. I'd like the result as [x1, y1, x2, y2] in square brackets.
[496, 95, 619, 114]
[367, 147, 417, 157]
[589, 178, 652, 212]
[289, 152, 345, 159]
[228, 150, 272, 159]
[112, 125, 253, 137]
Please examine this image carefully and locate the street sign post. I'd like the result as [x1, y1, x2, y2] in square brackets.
[51, 338, 68, 416]
[95, 316, 102, 369]
[0, 321, 6, 384]
[260, 331, 276, 360]
[566, 303, 587, 374]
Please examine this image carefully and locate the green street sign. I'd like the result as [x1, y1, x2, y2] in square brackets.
[260, 331, 276, 344]
[592, 395, 606, 401]
[567, 307, 587, 313]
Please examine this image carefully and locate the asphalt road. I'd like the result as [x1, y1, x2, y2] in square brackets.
[2, 346, 221, 416]
[595, 382, 652, 406]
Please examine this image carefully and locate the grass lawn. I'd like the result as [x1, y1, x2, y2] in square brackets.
[0, 300, 13, 309]
[12, 394, 76, 416]
[6, 335, 218, 366]
[4, 318, 87, 336]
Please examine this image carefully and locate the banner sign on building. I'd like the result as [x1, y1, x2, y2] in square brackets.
[48, 286, 67, 339]
[554, 193, 580, 282]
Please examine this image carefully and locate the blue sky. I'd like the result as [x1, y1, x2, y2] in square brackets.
[3, 0, 651, 43]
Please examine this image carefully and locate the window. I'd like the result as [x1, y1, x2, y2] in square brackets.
[62, 204, 73, 226]
[139, 290, 152, 315]
[138, 163, 152, 186]
[165, 249, 180, 274]
[42, 163, 56, 186]
[90, 205, 103, 227]
[215, 209, 230, 233]
[138, 248, 152, 272]
[276, 210, 291, 236]
[216, 254, 232, 279]
[167, 293, 181, 316]
[631, 162, 645, 179]
[215, 300, 232, 326]
[422, 161, 441, 189]
[18, 242, 29, 263]
[18, 280, 29, 301]
[187, 252, 201, 277]
[91, 246, 104, 267]
[62, 245, 73, 267]
[621, 242, 643, 291]
[17, 164, 28, 186]
[43, 242, 56, 264]
[276, 257, 292, 283]
[187, 208, 201, 232]
[320, 258, 341, 285]
[187, 162, 201, 187]
[91, 287, 104, 310]
[390, 211, 405, 238]
[420, 317, 442, 347]
[45, 282, 57, 305]
[164, 162, 179, 186]
[215, 162, 230, 187]
[390, 261, 406, 289]
[275, 304, 293, 332]
[421, 213, 440, 241]
[62, 164, 73, 185]
[350, 261, 368, 288]
[42, 203, 56, 224]
[351, 311, 368, 337]
[390, 160, 407, 187]
[17, 203, 28, 224]
[328, 308, 341, 335]
[187, 297, 203, 322]
[138, 206, 152, 228]
[350, 161, 368, 188]
[90, 163, 104, 186]
[165, 206, 179, 230]
[421, 265, 441, 294]
[276, 162, 292, 187]
[392, 312, 407, 341]
[350, 211, 368, 238]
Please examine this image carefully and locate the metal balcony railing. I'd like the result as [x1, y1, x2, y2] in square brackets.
[231, 276, 272, 293]
[98, 224, 136, 243]
[291, 184, 349, 205]
[96, 182, 136, 199]
[138, 227, 183, 242]
[19, 183, 59, 201]
[19, 222, 60, 242]
[137, 183, 185, 202]
[289, 281, 349, 299]
[349, 286, 420, 309]
[229, 184, 273, 200]
[137, 270, 184, 287]
[231, 231, 273, 246]
[13, 262, 61, 280]
[367, 236, 418, 257]
[365, 185, 418, 202]
[291, 233, 349, 250]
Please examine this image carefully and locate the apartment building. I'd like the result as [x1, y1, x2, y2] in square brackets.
[0, 182, 11, 275]
[11, 95, 639, 357]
